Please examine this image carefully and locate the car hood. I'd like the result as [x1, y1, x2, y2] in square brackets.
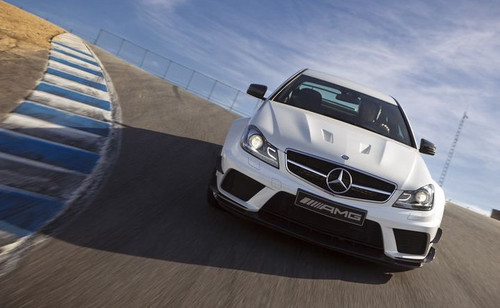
[250, 101, 432, 189]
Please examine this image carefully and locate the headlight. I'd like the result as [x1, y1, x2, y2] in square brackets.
[394, 184, 434, 211]
[241, 125, 279, 168]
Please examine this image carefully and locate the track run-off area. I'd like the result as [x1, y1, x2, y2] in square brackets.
[0, 42, 498, 307]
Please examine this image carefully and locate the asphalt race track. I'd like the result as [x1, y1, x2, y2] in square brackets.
[1, 46, 500, 307]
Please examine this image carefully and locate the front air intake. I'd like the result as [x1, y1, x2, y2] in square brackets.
[393, 229, 429, 255]
[221, 170, 265, 201]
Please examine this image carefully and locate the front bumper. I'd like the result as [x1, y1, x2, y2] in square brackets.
[209, 179, 436, 268]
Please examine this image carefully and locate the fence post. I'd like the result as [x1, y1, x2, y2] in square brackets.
[229, 91, 240, 111]
[163, 60, 172, 79]
[139, 50, 148, 68]
[117, 38, 125, 56]
[93, 29, 103, 45]
[186, 70, 196, 90]
[207, 80, 218, 100]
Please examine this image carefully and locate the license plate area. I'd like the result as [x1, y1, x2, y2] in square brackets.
[294, 189, 367, 226]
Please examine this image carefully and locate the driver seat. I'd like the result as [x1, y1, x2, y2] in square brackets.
[290, 88, 322, 112]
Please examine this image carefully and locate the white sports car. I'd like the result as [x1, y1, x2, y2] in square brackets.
[208, 69, 444, 268]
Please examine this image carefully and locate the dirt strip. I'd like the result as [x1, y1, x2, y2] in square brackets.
[0, 1, 65, 120]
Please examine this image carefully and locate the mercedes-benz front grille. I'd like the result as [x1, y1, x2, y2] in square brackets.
[286, 150, 396, 202]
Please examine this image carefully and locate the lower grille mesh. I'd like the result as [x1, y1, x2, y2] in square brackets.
[260, 192, 384, 249]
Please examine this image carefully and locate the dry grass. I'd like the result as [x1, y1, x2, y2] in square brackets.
[0, 1, 65, 52]
[0, 1, 66, 118]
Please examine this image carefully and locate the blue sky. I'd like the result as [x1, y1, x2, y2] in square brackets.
[6, 0, 500, 215]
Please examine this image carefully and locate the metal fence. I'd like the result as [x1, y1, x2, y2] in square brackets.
[92, 29, 261, 117]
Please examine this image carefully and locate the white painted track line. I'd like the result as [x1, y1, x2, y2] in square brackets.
[1, 113, 104, 152]
[49, 50, 101, 71]
[48, 60, 105, 83]
[43, 74, 109, 100]
[51, 45, 97, 62]
[27, 90, 112, 121]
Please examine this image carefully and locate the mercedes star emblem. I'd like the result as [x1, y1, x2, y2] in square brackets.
[326, 168, 353, 194]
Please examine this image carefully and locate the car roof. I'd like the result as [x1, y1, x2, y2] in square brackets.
[302, 69, 398, 106]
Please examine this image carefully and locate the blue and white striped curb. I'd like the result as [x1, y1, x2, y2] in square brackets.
[0, 33, 117, 256]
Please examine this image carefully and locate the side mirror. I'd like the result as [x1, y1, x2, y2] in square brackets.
[419, 139, 436, 155]
[247, 84, 267, 99]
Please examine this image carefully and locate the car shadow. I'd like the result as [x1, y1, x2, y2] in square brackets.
[42, 125, 398, 284]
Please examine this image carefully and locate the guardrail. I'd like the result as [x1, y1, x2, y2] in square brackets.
[91, 29, 261, 117]
[12, 5, 260, 117]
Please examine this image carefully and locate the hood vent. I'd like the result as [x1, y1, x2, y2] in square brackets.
[322, 129, 334, 143]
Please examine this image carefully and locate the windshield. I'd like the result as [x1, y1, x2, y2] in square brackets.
[273, 75, 414, 147]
